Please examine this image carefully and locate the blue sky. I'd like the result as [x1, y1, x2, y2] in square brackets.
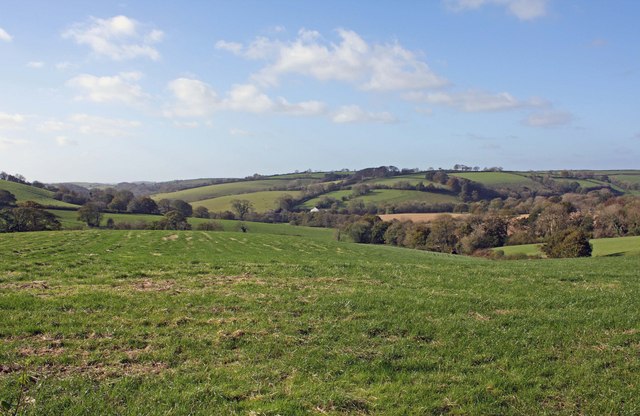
[0, 0, 638, 182]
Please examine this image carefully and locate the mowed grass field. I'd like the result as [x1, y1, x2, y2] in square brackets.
[46, 209, 334, 241]
[1, 230, 640, 414]
[497, 235, 640, 257]
[0, 180, 77, 208]
[194, 190, 304, 213]
[451, 172, 543, 190]
[152, 179, 316, 204]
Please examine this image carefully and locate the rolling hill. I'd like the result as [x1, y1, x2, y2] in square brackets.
[0, 179, 78, 208]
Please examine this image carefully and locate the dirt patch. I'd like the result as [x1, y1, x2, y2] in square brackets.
[162, 234, 179, 241]
[469, 311, 491, 321]
[379, 213, 470, 223]
[19, 345, 65, 357]
[0, 363, 22, 374]
[133, 279, 176, 292]
[0, 281, 50, 290]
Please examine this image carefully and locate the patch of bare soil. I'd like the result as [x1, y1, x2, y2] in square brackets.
[133, 279, 176, 292]
[162, 234, 179, 241]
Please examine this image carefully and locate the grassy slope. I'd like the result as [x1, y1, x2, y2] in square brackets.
[152, 179, 316, 203]
[0, 180, 77, 208]
[301, 189, 457, 209]
[47, 209, 334, 241]
[195, 190, 303, 212]
[1, 231, 640, 414]
[497, 235, 640, 257]
[451, 172, 542, 189]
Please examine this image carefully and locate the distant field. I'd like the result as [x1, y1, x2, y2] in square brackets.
[47, 209, 334, 241]
[363, 174, 446, 188]
[191, 190, 303, 213]
[451, 172, 541, 189]
[356, 189, 458, 205]
[379, 213, 470, 222]
[1, 230, 640, 413]
[497, 235, 640, 257]
[152, 179, 315, 203]
[0, 180, 78, 208]
[611, 174, 640, 186]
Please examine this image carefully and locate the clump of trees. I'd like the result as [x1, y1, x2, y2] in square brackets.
[542, 229, 592, 258]
[0, 195, 61, 233]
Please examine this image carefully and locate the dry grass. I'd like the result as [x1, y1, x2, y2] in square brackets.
[378, 213, 470, 222]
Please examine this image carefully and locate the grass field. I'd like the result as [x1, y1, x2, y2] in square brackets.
[451, 172, 542, 190]
[194, 190, 304, 213]
[152, 179, 316, 203]
[379, 213, 470, 222]
[47, 209, 334, 241]
[1, 230, 640, 414]
[0, 180, 77, 208]
[497, 235, 640, 257]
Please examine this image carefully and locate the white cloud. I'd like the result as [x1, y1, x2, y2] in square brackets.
[173, 121, 200, 129]
[63, 15, 163, 60]
[67, 72, 147, 105]
[217, 28, 447, 91]
[55, 61, 73, 70]
[27, 61, 44, 69]
[214, 40, 243, 55]
[405, 89, 543, 112]
[0, 112, 26, 129]
[0, 137, 29, 150]
[69, 113, 141, 136]
[55, 136, 78, 146]
[445, 0, 549, 20]
[523, 110, 573, 127]
[165, 77, 327, 118]
[331, 105, 396, 124]
[0, 27, 12, 42]
[165, 78, 219, 117]
[230, 128, 251, 137]
[39, 114, 140, 137]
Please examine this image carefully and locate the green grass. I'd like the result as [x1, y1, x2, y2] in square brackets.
[356, 189, 458, 205]
[1, 230, 640, 414]
[152, 179, 316, 203]
[497, 235, 640, 257]
[301, 189, 457, 209]
[363, 174, 446, 188]
[47, 209, 334, 241]
[611, 174, 640, 186]
[0, 180, 78, 208]
[451, 172, 542, 189]
[195, 190, 304, 213]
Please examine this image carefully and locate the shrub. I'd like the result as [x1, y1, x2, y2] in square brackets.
[196, 221, 224, 231]
[542, 228, 592, 258]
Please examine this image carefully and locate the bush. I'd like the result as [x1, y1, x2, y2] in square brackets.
[542, 228, 592, 258]
[196, 221, 224, 231]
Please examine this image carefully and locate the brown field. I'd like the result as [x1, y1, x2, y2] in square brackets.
[378, 213, 470, 222]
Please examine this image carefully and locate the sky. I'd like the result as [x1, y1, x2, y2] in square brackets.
[0, 0, 638, 183]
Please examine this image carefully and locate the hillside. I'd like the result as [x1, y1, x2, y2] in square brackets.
[1, 230, 639, 413]
[0, 179, 78, 208]
[496, 235, 640, 258]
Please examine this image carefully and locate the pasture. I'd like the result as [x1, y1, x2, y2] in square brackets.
[450, 172, 542, 190]
[152, 179, 316, 203]
[0, 180, 77, 208]
[378, 213, 470, 222]
[1, 230, 639, 414]
[497, 235, 640, 257]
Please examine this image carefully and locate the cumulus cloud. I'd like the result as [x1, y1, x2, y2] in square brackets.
[331, 105, 396, 124]
[39, 114, 141, 137]
[0, 137, 29, 150]
[405, 89, 544, 112]
[69, 113, 141, 136]
[27, 61, 44, 68]
[0, 27, 12, 42]
[63, 15, 163, 60]
[0, 112, 26, 129]
[55, 136, 78, 146]
[216, 28, 447, 91]
[164, 77, 326, 118]
[523, 110, 573, 127]
[445, 0, 549, 20]
[67, 72, 148, 106]
[230, 128, 251, 137]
